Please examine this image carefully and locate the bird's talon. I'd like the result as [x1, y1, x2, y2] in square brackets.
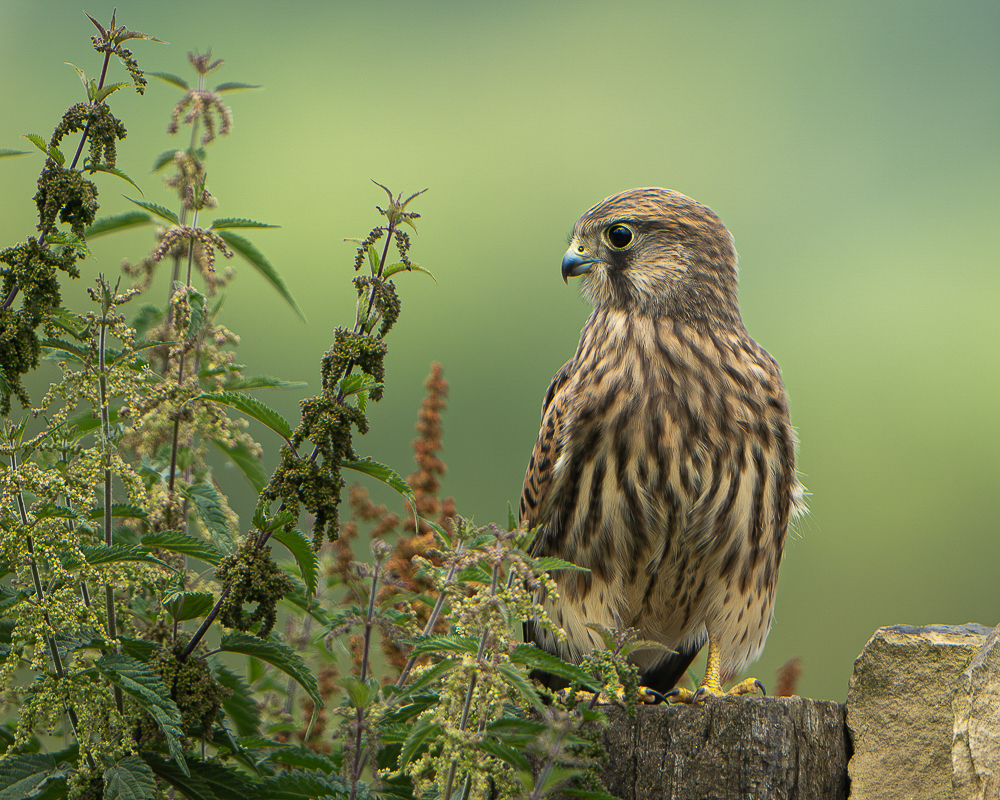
[754, 679, 766, 696]
[640, 687, 666, 704]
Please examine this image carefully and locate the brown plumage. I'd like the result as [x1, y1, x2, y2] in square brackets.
[520, 188, 804, 698]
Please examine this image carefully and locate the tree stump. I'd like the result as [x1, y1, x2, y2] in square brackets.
[594, 696, 849, 800]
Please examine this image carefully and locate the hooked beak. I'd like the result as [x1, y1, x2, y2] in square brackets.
[561, 248, 594, 282]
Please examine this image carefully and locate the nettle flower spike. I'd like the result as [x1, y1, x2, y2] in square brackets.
[86, 9, 166, 95]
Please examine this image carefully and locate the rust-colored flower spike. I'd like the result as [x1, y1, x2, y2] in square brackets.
[520, 188, 805, 702]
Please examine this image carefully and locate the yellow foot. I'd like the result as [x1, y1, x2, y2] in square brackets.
[563, 685, 668, 706]
[666, 677, 765, 704]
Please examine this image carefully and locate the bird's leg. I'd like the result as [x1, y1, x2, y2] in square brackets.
[665, 636, 765, 703]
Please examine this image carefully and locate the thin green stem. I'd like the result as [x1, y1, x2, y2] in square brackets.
[348, 559, 382, 800]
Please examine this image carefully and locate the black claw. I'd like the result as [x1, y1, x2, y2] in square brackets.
[665, 688, 681, 699]
[641, 688, 667, 705]
[754, 679, 766, 696]
[692, 686, 707, 702]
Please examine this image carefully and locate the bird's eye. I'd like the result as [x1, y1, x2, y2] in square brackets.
[607, 225, 633, 249]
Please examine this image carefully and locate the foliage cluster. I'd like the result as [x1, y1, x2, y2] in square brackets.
[0, 13, 640, 800]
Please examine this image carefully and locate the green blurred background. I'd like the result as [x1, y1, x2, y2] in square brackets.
[1, 1, 997, 702]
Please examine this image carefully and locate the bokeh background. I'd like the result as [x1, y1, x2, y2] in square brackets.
[1, 1, 997, 702]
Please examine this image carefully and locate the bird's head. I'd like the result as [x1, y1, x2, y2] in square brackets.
[562, 187, 741, 325]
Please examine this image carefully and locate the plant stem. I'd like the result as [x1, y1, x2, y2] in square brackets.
[97, 280, 125, 715]
[348, 558, 382, 800]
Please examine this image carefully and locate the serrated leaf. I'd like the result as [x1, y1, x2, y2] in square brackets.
[366, 243, 380, 275]
[104, 755, 157, 800]
[478, 737, 531, 772]
[221, 375, 306, 392]
[32, 502, 80, 521]
[124, 196, 179, 225]
[209, 218, 279, 230]
[183, 287, 206, 344]
[92, 82, 131, 104]
[0, 149, 29, 159]
[341, 458, 412, 502]
[88, 164, 143, 195]
[181, 483, 236, 553]
[336, 373, 380, 397]
[86, 503, 148, 522]
[97, 654, 188, 775]
[383, 262, 437, 283]
[120, 637, 157, 662]
[198, 391, 293, 441]
[144, 754, 251, 800]
[533, 556, 589, 573]
[407, 634, 478, 657]
[216, 230, 304, 320]
[271, 528, 318, 599]
[151, 149, 179, 172]
[22, 134, 49, 155]
[131, 304, 164, 337]
[261, 744, 341, 774]
[69, 545, 167, 569]
[163, 591, 215, 622]
[85, 210, 153, 239]
[39, 338, 87, 363]
[509, 644, 600, 690]
[398, 720, 442, 770]
[396, 657, 462, 698]
[142, 530, 223, 566]
[212, 663, 260, 738]
[213, 82, 262, 94]
[219, 632, 321, 706]
[147, 71, 189, 90]
[496, 663, 545, 712]
[0, 752, 58, 797]
[211, 437, 266, 494]
[65, 61, 88, 87]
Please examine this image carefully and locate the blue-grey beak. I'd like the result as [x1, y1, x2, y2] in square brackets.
[561, 249, 594, 282]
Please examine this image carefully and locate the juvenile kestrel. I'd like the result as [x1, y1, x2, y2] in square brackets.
[520, 188, 804, 700]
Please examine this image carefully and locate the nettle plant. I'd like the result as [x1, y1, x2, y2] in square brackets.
[0, 13, 643, 800]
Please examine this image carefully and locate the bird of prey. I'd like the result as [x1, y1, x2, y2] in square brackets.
[520, 188, 804, 700]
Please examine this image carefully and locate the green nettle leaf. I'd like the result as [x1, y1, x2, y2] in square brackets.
[532, 556, 589, 573]
[162, 591, 216, 622]
[151, 149, 180, 172]
[181, 483, 236, 554]
[85, 210, 154, 239]
[85, 503, 148, 522]
[71, 545, 167, 568]
[96, 654, 188, 776]
[398, 720, 444, 769]
[146, 71, 189, 90]
[407, 634, 479, 657]
[92, 82, 131, 105]
[341, 458, 413, 504]
[208, 218, 279, 230]
[496, 663, 545, 712]
[47, 307, 91, 340]
[509, 644, 600, 690]
[40, 338, 88, 363]
[87, 164, 143, 195]
[0, 752, 63, 798]
[144, 754, 252, 800]
[215, 230, 304, 320]
[198, 391, 293, 442]
[32, 502, 80, 521]
[478, 737, 531, 772]
[211, 663, 260, 738]
[124, 196, 180, 225]
[211, 437, 267, 494]
[213, 82, 262, 94]
[336, 372, 380, 397]
[141, 530, 224, 566]
[131, 303, 165, 336]
[183, 286, 207, 345]
[221, 375, 306, 392]
[22, 134, 52, 156]
[0, 149, 30, 159]
[103, 755, 157, 800]
[219, 632, 322, 706]
[367, 243, 380, 275]
[271, 527, 319, 599]
[45, 230, 91, 256]
[383, 262, 437, 283]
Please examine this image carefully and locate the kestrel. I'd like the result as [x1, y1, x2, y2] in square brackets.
[520, 188, 804, 700]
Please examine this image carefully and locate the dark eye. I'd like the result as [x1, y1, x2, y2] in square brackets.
[607, 225, 633, 249]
